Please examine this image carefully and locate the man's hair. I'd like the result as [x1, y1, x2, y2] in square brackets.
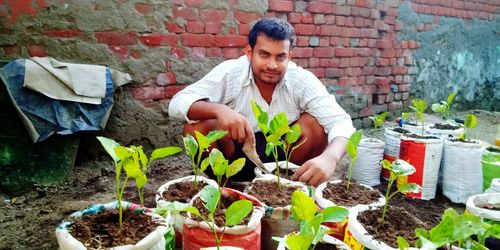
[248, 17, 295, 49]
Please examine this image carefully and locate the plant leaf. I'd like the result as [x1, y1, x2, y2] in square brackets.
[150, 146, 182, 164]
[398, 183, 421, 194]
[286, 124, 301, 144]
[381, 159, 392, 170]
[209, 148, 227, 176]
[397, 236, 410, 250]
[291, 190, 316, 222]
[447, 91, 457, 106]
[346, 140, 357, 159]
[391, 159, 416, 177]
[200, 157, 210, 173]
[350, 130, 363, 146]
[464, 114, 477, 129]
[137, 147, 148, 171]
[199, 185, 220, 215]
[155, 201, 201, 217]
[225, 199, 253, 226]
[251, 100, 269, 134]
[97, 136, 121, 164]
[226, 158, 246, 178]
[206, 130, 228, 144]
[320, 206, 348, 223]
[135, 172, 147, 190]
[183, 134, 198, 159]
[269, 113, 289, 138]
[286, 233, 313, 250]
[194, 131, 209, 151]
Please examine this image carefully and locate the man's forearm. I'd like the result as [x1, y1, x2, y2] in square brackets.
[321, 136, 348, 164]
[187, 101, 228, 121]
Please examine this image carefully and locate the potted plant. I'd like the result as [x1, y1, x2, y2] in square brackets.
[382, 112, 411, 180]
[442, 114, 485, 203]
[155, 130, 225, 247]
[246, 100, 309, 249]
[274, 190, 350, 250]
[345, 159, 424, 250]
[398, 98, 443, 200]
[55, 136, 182, 249]
[314, 130, 385, 239]
[427, 91, 464, 139]
[397, 207, 500, 250]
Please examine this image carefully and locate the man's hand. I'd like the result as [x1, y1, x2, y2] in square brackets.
[215, 105, 255, 145]
[292, 154, 337, 187]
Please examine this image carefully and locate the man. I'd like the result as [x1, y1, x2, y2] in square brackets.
[168, 18, 355, 186]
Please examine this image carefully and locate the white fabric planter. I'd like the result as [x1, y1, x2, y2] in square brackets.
[382, 127, 409, 180]
[314, 180, 385, 211]
[442, 139, 485, 204]
[254, 160, 300, 179]
[352, 138, 385, 186]
[277, 233, 351, 250]
[426, 123, 464, 139]
[399, 135, 443, 200]
[486, 178, 500, 193]
[55, 201, 170, 250]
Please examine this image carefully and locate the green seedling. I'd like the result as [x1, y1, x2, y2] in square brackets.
[380, 159, 421, 223]
[156, 185, 253, 250]
[251, 100, 305, 190]
[273, 190, 348, 250]
[461, 113, 477, 141]
[431, 91, 457, 120]
[204, 148, 246, 209]
[372, 111, 388, 128]
[97, 136, 182, 227]
[183, 130, 228, 186]
[346, 130, 363, 192]
[397, 208, 500, 250]
[409, 99, 428, 136]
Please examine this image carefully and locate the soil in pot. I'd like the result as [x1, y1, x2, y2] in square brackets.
[322, 182, 381, 207]
[246, 180, 301, 207]
[391, 127, 411, 134]
[161, 181, 207, 203]
[272, 168, 296, 179]
[405, 134, 439, 140]
[191, 194, 252, 227]
[69, 209, 158, 248]
[430, 123, 461, 130]
[358, 206, 430, 248]
[486, 146, 500, 153]
[314, 242, 338, 250]
[448, 138, 478, 144]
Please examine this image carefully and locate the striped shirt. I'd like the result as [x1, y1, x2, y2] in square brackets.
[168, 56, 355, 142]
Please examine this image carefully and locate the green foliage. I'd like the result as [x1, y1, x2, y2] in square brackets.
[431, 91, 457, 120]
[372, 112, 388, 128]
[380, 159, 421, 223]
[251, 100, 306, 190]
[183, 130, 228, 185]
[156, 185, 253, 249]
[345, 130, 363, 192]
[97, 136, 182, 227]
[409, 99, 428, 136]
[274, 190, 349, 250]
[461, 114, 478, 141]
[397, 208, 500, 250]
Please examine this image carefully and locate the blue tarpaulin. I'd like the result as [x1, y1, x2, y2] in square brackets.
[0, 59, 115, 142]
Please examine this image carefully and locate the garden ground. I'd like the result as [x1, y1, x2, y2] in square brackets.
[0, 110, 498, 250]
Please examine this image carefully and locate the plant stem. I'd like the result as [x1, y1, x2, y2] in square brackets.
[381, 177, 394, 223]
[118, 176, 129, 227]
[346, 159, 355, 192]
[273, 147, 281, 191]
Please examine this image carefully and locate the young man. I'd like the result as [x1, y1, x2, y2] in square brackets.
[168, 18, 355, 186]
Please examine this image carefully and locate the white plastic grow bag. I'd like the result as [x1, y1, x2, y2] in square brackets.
[352, 138, 385, 186]
[276, 233, 351, 250]
[466, 193, 500, 222]
[442, 139, 485, 204]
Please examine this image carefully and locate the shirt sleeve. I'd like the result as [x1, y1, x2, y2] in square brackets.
[168, 60, 234, 123]
[298, 70, 356, 143]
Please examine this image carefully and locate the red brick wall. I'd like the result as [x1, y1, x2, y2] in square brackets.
[1, 0, 499, 126]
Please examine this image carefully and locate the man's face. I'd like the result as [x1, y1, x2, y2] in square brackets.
[246, 34, 292, 86]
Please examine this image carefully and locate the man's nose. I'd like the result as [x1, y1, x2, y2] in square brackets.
[267, 58, 278, 69]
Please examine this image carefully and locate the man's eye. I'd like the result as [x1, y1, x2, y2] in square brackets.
[277, 55, 287, 61]
[259, 52, 268, 57]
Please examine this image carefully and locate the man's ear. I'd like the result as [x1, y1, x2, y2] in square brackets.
[288, 50, 293, 61]
[244, 45, 252, 60]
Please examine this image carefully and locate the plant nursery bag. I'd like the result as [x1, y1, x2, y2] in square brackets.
[482, 146, 500, 191]
[399, 136, 443, 200]
[442, 139, 484, 204]
[244, 176, 308, 250]
[182, 187, 264, 250]
[382, 127, 406, 180]
[352, 138, 385, 186]
[486, 178, 500, 193]
[466, 193, 500, 249]
[55, 201, 170, 250]
[425, 123, 464, 140]
[155, 175, 218, 249]
[314, 180, 385, 240]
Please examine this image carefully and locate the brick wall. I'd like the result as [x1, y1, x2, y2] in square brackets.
[0, 0, 499, 134]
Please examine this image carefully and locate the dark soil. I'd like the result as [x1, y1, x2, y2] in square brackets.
[322, 181, 383, 207]
[486, 146, 500, 153]
[430, 123, 461, 130]
[405, 133, 440, 140]
[161, 181, 207, 203]
[246, 179, 302, 207]
[358, 206, 429, 248]
[315, 242, 338, 250]
[390, 127, 411, 134]
[69, 209, 159, 249]
[448, 138, 478, 144]
[272, 168, 296, 179]
[191, 192, 252, 227]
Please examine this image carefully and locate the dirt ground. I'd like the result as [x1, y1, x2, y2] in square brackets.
[0, 110, 498, 250]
